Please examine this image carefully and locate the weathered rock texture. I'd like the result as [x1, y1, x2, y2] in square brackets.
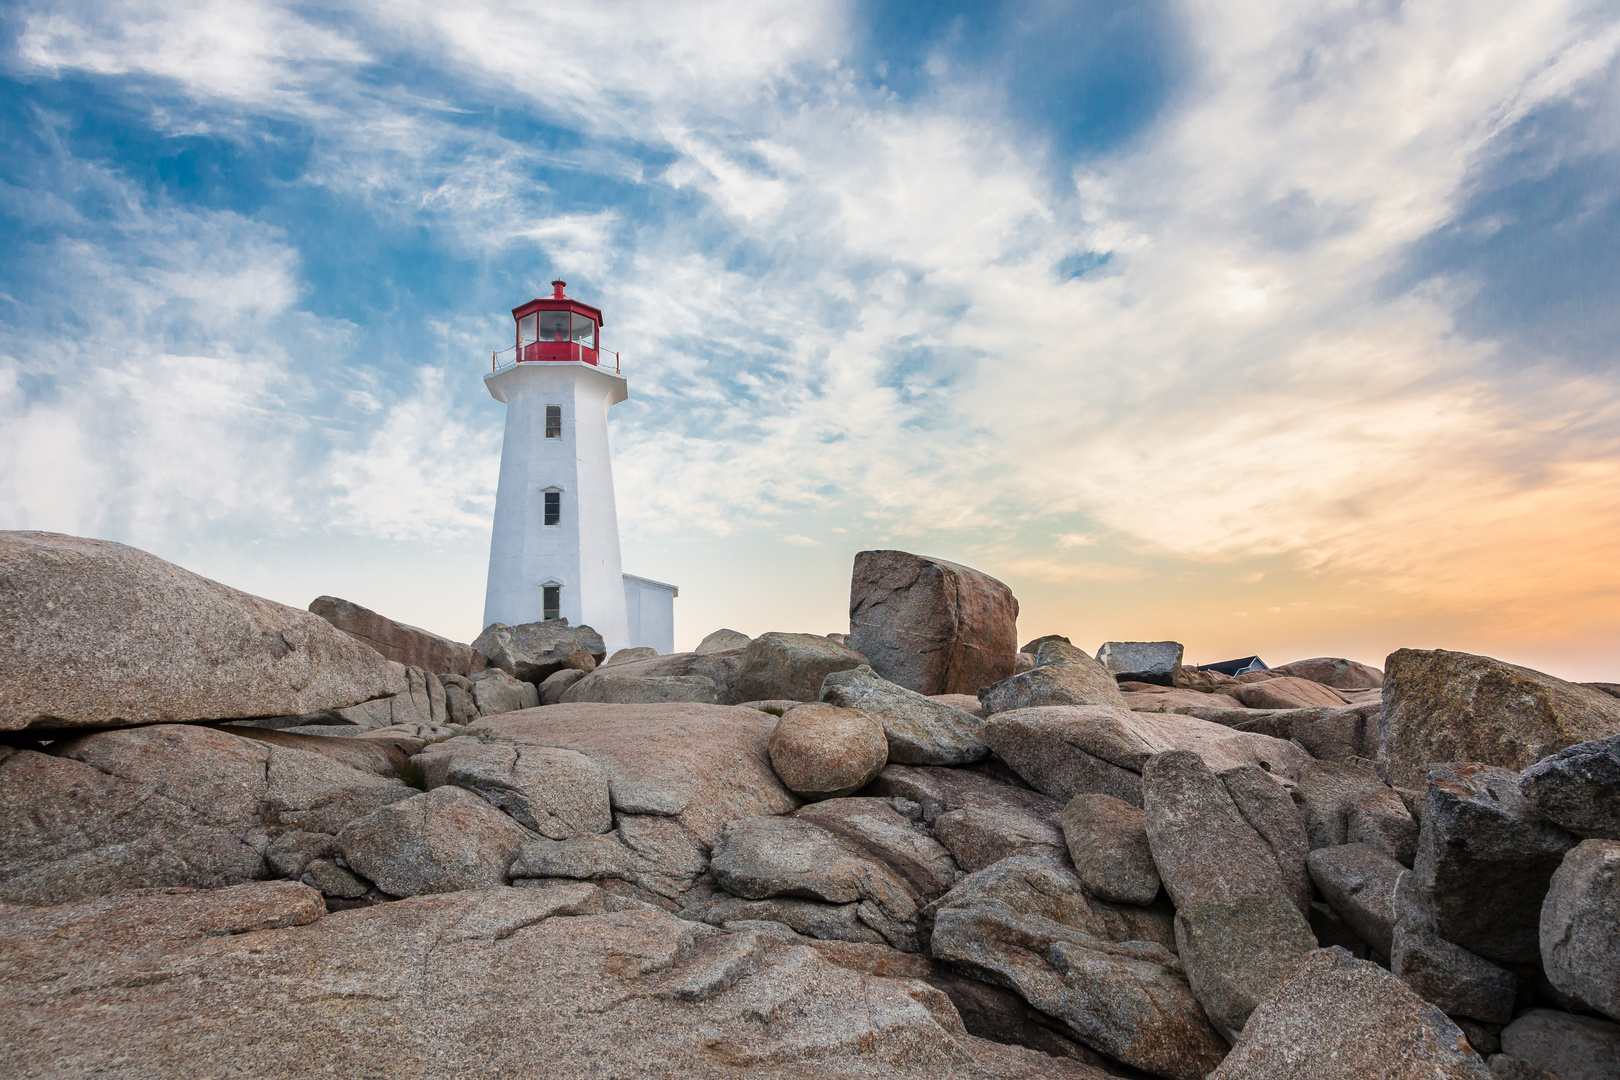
[1266, 656, 1384, 689]
[735, 632, 868, 703]
[0, 531, 406, 730]
[846, 550, 1020, 696]
[1175, 895, 1319, 1042]
[865, 764, 1069, 871]
[563, 648, 746, 705]
[473, 621, 608, 683]
[821, 665, 989, 765]
[1208, 947, 1492, 1079]
[309, 594, 482, 675]
[1235, 676, 1351, 710]
[337, 786, 536, 896]
[1500, 1009, 1620, 1080]
[1380, 649, 1620, 789]
[1519, 733, 1620, 839]
[0, 725, 410, 904]
[1539, 839, 1620, 1021]
[1095, 641, 1184, 686]
[696, 628, 752, 654]
[562, 673, 720, 705]
[414, 737, 612, 838]
[1060, 793, 1160, 905]
[0, 881, 1102, 1080]
[979, 642, 1128, 716]
[768, 703, 888, 800]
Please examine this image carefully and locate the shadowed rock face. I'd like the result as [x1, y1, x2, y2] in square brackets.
[847, 550, 1020, 697]
[821, 665, 989, 766]
[0, 881, 1107, 1080]
[1379, 649, 1620, 790]
[1540, 840, 1620, 1021]
[310, 595, 483, 675]
[473, 621, 607, 684]
[1519, 733, 1620, 839]
[0, 531, 406, 731]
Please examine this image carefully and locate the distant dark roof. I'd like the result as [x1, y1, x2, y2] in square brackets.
[1198, 656, 1269, 676]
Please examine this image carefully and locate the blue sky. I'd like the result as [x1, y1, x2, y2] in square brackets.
[3, 1, 1619, 677]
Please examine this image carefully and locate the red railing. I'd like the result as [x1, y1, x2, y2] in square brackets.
[491, 342, 622, 373]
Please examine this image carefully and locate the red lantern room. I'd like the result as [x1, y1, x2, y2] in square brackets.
[508, 280, 605, 367]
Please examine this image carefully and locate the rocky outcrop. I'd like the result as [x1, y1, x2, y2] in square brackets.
[561, 672, 721, 704]
[1380, 649, 1620, 789]
[1500, 1009, 1620, 1080]
[469, 666, 541, 714]
[979, 641, 1127, 716]
[1292, 757, 1391, 849]
[1235, 676, 1351, 710]
[1060, 793, 1160, 905]
[414, 737, 612, 838]
[1539, 839, 1620, 1021]
[696, 628, 752, 653]
[768, 703, 888, 799]
[1174, 895, 1319, 1042]
[865, 764, 1070, 870]
[309, 594, 482, 675]
[1390, 916, 1517, 1025]
[0, 725, 410, 904]
[563, 647, 747, 704]
[737, 632, 867, 702]
[472, 620, 607, 683]
[1266, 657, 1384, 689]
[821, 664, 989, 765]
[0, 881, 1100, 1080]
[0, 531, 406, 730]
[336, 785, 537, 896]
[1208, 947, 1491, 1079]
[1232, 702, 1381, 761]
[846, 549, 1020, 696]
[1519, 733, 1620, 839]
[1095, 641, 1184, 686]
[1414, 762, 1577, 966]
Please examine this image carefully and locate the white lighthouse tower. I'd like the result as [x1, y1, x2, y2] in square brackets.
[481, 281, 676, 653]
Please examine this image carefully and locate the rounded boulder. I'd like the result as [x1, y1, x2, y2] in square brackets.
[768, 703, 888, 800]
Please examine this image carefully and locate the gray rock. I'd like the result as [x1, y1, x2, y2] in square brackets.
[537, 667, 585, 705]
[1348, 787, 1421, 865]
[737, 632, 867, 703]
[1306, 843, 1418, 958]
[0, 725, 410, 904]
[603, 646, 658, 665]
[316, 662, 444, 729]
[1209, 946, 1492, 1079]
[561, 673, 720, 705]
[985, 704, 1311, 808]
[820, 665, 988, 765]
[708, 814, 919, 950]
[1174, 896, 1319, 1042]
[768, 703, 888, 800]
[695, 628, 751, 654]
[469, 666, 541, 715]
[1520, 734, 1620, 839]
[1416, 762, 1578, 966]
[1540, 839, 1620, 1020]
[413, 737, 611, 839]
[794, 797, 959, 901]
[336, 785, 536, 895]
[866, 764, 1070, 871]
[1391, 917, 1517, 1025]
[472, 620, 607, 683]
[562, 648, 747, 705]
[924, 972, 1106, 1065]
[0, 880, 1086, 1080]
[1236, 676, 1351, 710]
[1380, 648, 1620, 791]
[978, 641, 1128, 716]
[1142, 749, 1300, 912]
[846, 549, 1020, 696]
[680, 895, 888, 945]
[1293, 757, 1392, 849]
[1232, 702, 1382, 761]
[441, 674, 479, 723]
[228, 725, 409, 776]
[1060, 793, 1160, 905]
[1221, 762, 1314, 915]
[509, 813, 712, 905]
[0, 532, 406, 730]
[1501, 1009, 1620, 1080]
[927, 857, 1225, 1079]
[309, 594, 482, 675]
[1095, 641, 1184, 686]
[1266, 657, 1385, 689]
[1486, 1054, 1566, 1079]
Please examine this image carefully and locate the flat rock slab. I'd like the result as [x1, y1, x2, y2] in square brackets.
[979, 642, 1127, 717]
[1209, 946, 1491, 1079]
[468, 704, 799, 845]
[310, 594, 482, 675]
[1380, 648, 1620, 790]
[1236, 676, 1351, 710]
[1231, 703, 1381, 761]
[0, 881, 1106, 1080]
[822, 665, 989, 765]
[564, 648, 747, 705]
[0, 531, 404, 730]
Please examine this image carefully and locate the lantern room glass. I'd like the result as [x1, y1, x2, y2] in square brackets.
[571, 313, 596, 349]
[538, 310, 570, 342]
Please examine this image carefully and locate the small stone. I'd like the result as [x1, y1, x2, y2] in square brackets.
[468, 667, 540, 716]
[413, 738, 611, 839]
[537, 667, 585, 705]
[1306, 842, 1419, 958]
[768, 703, 888, 800]
[472, 621, 606, 683]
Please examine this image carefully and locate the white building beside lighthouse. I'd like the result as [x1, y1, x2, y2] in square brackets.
[481, 281, 676, 653]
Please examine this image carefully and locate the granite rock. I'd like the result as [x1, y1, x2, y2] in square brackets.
[979, 642, 1128, 717]
[1500, 1009, 1620, 1080]
[769, 703, 889, 800]
[472, 620, 607, 683]
[1539, 839, 1620, 1021]
[1060, 793, 1160, 906]
[738, 632, 868, 703]
[1175, 895, 1319, 1042]
[821, 665, 989, 765]
[1095, 641, 1184, 686]
[1519, 734, 1620, 840]
[336, 785, 536, 896]
[413, 737, 612, 839]
[309, 594, 482, 675]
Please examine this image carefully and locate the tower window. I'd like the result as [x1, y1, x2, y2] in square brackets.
[544, 490, 560, 526]
[542, 585, 561, 621]
[545, 405, 562, 438]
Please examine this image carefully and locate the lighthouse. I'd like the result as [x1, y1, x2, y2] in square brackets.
[481, 281, 677, 653]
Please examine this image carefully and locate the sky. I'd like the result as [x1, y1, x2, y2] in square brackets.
[2, 0, 1619, 679]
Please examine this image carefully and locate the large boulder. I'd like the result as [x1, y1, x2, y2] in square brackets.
[1540, 839, 1620, 1020]
[736, 632, 866, 703]
[864, 764, 1069, 871]
[413, 737, 612, 839]
[309, 595, 482, 675]
[1174, 896, 1319, 1042]
[1095, 641, 1184, 686]
[1235, 676, 1350, 710]
[468, 667, 541, 715]
[563, 648, 746, 705]
[336, 785, 536, 895]
[1306, 843, 1419, 957]
[768, 703, 888, 800]
[928, 857, 1225, 1079]
[1379, 649, 1620, 790]
[472, 620, 607, 683]
[979, 641, 1127, 716]
[794, 797, 959, 902]
[0, 881, 1096, 1080]
[695, 628, 752, 654]
[1060, 793, 1160, 906]
[1208, 947, 1492, 1079]
[845, 549, 1019, 696]
[1415, 762, 1578, 966]
[1266, 657, 1384, 689]
[986, 704, 1311, 808]
[1519, 733, 1620, 839]
[561, 673, 720, 705]
[1231, 702, 1382, 761]
[0, 532, 406, 730]
[820, 665, 988, 765]
[1292, 757, 1392, 849]
[1346, 788, 1420, 866]
[1500, 1009, 1620, 1080]
[1391, 916, 1517, 1025]
[0, 725, 410, 904]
